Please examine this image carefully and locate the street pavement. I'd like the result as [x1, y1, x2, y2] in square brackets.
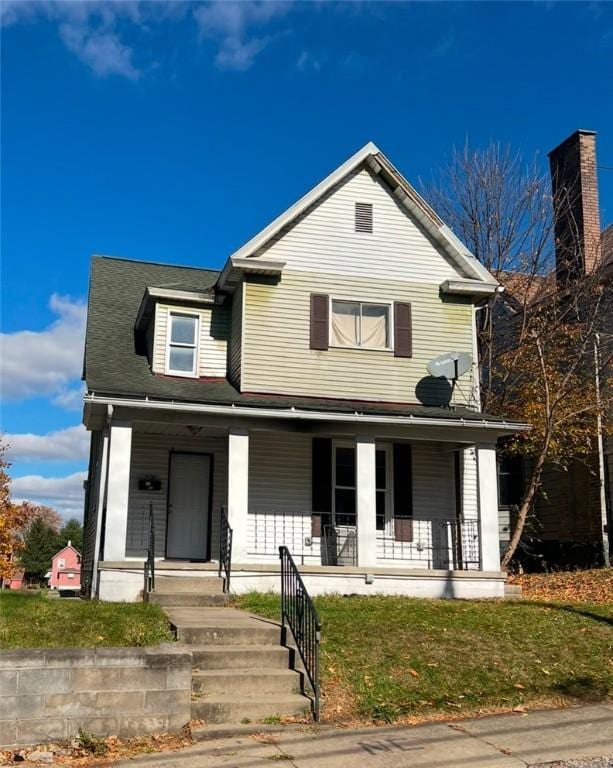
[116, 703, 613, 768]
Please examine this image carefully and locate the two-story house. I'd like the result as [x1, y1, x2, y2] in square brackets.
[81, 142, 525, 602]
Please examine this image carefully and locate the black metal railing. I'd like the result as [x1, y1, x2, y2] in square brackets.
[377, 517, 481, 570]
[219, 505, 233, 594]
[279, 545, 322, 722]
[143, 503, 155, 601]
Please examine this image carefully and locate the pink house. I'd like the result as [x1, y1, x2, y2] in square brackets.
[8, 568, 25, 590]
[49, 542, 81, 592]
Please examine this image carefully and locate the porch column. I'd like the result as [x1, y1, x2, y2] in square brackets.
[356, 436, 377, 568]
[228, 429, 249, 564]
[477, 443, 501, 571]
[103, 422, 133, 561]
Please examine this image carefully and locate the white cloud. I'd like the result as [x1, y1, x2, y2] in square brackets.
[5, 425, 89, 463]
[1, 0, 142, 79]
[194, 1, 291, 71]
[52, 383, 87, 412]
[11, 471, 87, 521]
[0, 294, 86, 402]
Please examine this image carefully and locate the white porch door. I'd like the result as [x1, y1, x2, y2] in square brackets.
[166, 453, 211, 560]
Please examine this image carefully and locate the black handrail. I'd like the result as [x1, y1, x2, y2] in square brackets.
[143, 503, 155, 601]
[219, 505, 233, 594]
[279, 545, 322, 722]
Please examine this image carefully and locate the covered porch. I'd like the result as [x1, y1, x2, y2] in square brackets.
[83, 397, 517, 601]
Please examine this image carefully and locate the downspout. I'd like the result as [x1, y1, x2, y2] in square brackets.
[594, 334, 610, 566]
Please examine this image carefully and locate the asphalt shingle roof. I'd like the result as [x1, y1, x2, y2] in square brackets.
[84, 255, 508, 423]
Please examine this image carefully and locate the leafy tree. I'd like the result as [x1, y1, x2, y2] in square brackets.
[0, 440, 33, 582]
[16, 502, 62, 534]
[426, 144, 612, 568]
[20, 517, 61, 582]
[59, 518, 83, 552]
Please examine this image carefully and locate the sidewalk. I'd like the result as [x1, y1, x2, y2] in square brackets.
[117, 704, 613, 768]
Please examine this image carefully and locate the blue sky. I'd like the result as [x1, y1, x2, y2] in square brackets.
[1, 0, 612, 519]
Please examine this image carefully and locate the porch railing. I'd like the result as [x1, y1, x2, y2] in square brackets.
[279, 546, 322, 722]
[377, 517, 481, 570]
[249, 511, 481, 570]
[219, 505, 233, 593]
[143, 503, 155, 601]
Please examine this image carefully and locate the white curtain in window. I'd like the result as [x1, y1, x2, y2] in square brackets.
[361, 304, 388, 348]
[331, 302, 359, 346]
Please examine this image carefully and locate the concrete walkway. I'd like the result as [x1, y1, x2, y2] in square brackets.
[116, 704, 613, 768]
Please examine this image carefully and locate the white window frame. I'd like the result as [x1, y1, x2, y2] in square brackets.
[165, 312, 200, 377]
[331, 441, 394, 532]
[329, 297, 393, 352]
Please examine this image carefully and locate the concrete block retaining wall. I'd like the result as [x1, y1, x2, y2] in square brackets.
[0, 646, 192, 749]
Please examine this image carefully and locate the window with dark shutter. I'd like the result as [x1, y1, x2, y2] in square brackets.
[394, 302, 412, 358]
[355, 202, 373, 233]
[310, 294, 329, 350]
[393, 443, 413, 542]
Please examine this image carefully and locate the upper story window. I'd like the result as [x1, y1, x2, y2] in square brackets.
[330, 300, 390, 350]
[355, 202, 373, 233]
[167, 312, 198, 376]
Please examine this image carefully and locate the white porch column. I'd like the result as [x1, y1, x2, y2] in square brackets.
[477, 443, 501, 572]
[103, 422, 133, 561]
[356, 436, 377, 568]
[228, 429, 249, 564]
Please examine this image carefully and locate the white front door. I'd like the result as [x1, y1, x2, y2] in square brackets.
[166, 453, 211, 560]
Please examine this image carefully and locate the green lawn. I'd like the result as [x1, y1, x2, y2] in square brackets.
[0, 591, 173, 648]
[236, 593, 613, 724]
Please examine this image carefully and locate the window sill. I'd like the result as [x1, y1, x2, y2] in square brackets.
[165, 369, 199, 378]
[328, 344, 393, 353]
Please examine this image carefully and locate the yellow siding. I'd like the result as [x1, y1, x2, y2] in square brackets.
[153, 303, 230, 378]
[242, 269, 474, 404]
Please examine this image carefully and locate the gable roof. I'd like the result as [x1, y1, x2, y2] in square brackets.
[52, 543, 81, 559]
[218, 142, 499, 290]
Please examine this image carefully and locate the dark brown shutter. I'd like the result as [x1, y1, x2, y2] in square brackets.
[394, 302, 412, 358]
[310, 294, 329, 350]
[312, 437, 332, 536]
[393, 443, 413, 542]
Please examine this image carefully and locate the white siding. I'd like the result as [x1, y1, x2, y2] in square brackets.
[126, 431, 227, 558]
[257, 167, 467, 284]
[152, 303, 230, 378]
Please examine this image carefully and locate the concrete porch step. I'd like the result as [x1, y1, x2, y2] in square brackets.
[150, 592, 229, 608]
[191, 693, 311, 724]
[192, 668, 301, 695]
[190, 644, 291, 670]
[154, 576, 225, 595]
[167, 608, 281, 646]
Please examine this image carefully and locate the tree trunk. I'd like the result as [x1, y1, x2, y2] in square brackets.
[500, 439, 549, 571]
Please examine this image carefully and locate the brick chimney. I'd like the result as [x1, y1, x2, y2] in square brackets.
[548, 130, 601, 284]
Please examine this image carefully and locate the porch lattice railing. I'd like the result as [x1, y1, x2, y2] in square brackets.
[248, 511, 481, 570]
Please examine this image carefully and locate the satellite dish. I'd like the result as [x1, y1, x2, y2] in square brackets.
[426, 351, 472, 380]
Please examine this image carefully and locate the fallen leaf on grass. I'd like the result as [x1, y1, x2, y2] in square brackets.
[408, 668, 420, 678]
[512, 705, 528, 713]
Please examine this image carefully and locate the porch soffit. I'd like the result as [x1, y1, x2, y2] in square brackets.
[84, 394, 527, 443]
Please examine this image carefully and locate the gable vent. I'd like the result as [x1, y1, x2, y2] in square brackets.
[355, 202, 373, 233]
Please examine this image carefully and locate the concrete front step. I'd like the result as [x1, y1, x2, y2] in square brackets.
[190, 644, 292, 670]
[191, 693, 311, 724]
[192, 668, 301, 695]
[154, 577, 225, 595]
[167, 608, 281, 646]
[150, 592, 229, 608]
